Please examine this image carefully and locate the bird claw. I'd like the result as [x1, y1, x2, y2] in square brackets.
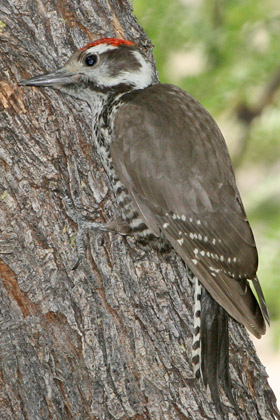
[61, 194, 107, 269]
[72, 220, 111, 269]
[62, 194, 131, 269]
[71, 255, 83, 270]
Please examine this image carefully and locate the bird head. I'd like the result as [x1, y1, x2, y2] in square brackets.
[19, 38, 155, 103]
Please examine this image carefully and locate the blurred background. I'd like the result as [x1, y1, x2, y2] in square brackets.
[133, 0, 280, 402]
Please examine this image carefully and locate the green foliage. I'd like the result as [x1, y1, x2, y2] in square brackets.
[133, 0, 280, 329]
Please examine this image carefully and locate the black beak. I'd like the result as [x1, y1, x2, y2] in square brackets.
[19, 68, 76, 87]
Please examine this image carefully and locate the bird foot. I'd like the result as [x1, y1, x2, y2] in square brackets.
[62, 195, 131, 269]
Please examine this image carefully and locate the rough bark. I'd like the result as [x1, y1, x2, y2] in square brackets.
[0, 1, 279, 419]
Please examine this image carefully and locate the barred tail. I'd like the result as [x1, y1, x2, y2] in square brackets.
[192, 277, 202, 381]
[192, 279, 240, 415]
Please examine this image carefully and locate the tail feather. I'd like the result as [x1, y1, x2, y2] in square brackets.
[192, 277, 202, 380]
[193, 279, 240, 415]
[252, 276, 270, 325]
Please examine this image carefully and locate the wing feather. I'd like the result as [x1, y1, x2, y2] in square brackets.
[111, 83, 268, 336]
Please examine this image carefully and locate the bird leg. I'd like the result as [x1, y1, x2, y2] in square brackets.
[62, 195, 131, 269]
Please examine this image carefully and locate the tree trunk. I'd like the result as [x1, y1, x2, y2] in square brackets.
[0, 1, 279, 419]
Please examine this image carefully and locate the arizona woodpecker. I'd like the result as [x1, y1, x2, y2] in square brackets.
[19, 38, 270, 412]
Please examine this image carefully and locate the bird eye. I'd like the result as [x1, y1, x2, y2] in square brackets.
[85, 54, 98, 66]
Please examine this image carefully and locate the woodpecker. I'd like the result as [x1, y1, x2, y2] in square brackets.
[19, 38, 269, 413]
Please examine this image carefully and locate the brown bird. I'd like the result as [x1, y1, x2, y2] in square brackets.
[19, 38, 269, 413]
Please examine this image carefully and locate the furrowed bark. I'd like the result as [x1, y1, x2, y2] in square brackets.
[0, 1, 279, 419]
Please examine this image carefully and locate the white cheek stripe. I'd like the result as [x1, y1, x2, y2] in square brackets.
[87, 48, 153, 89]
[86, 44, 117, 54]
[107, 51, 153, 89]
